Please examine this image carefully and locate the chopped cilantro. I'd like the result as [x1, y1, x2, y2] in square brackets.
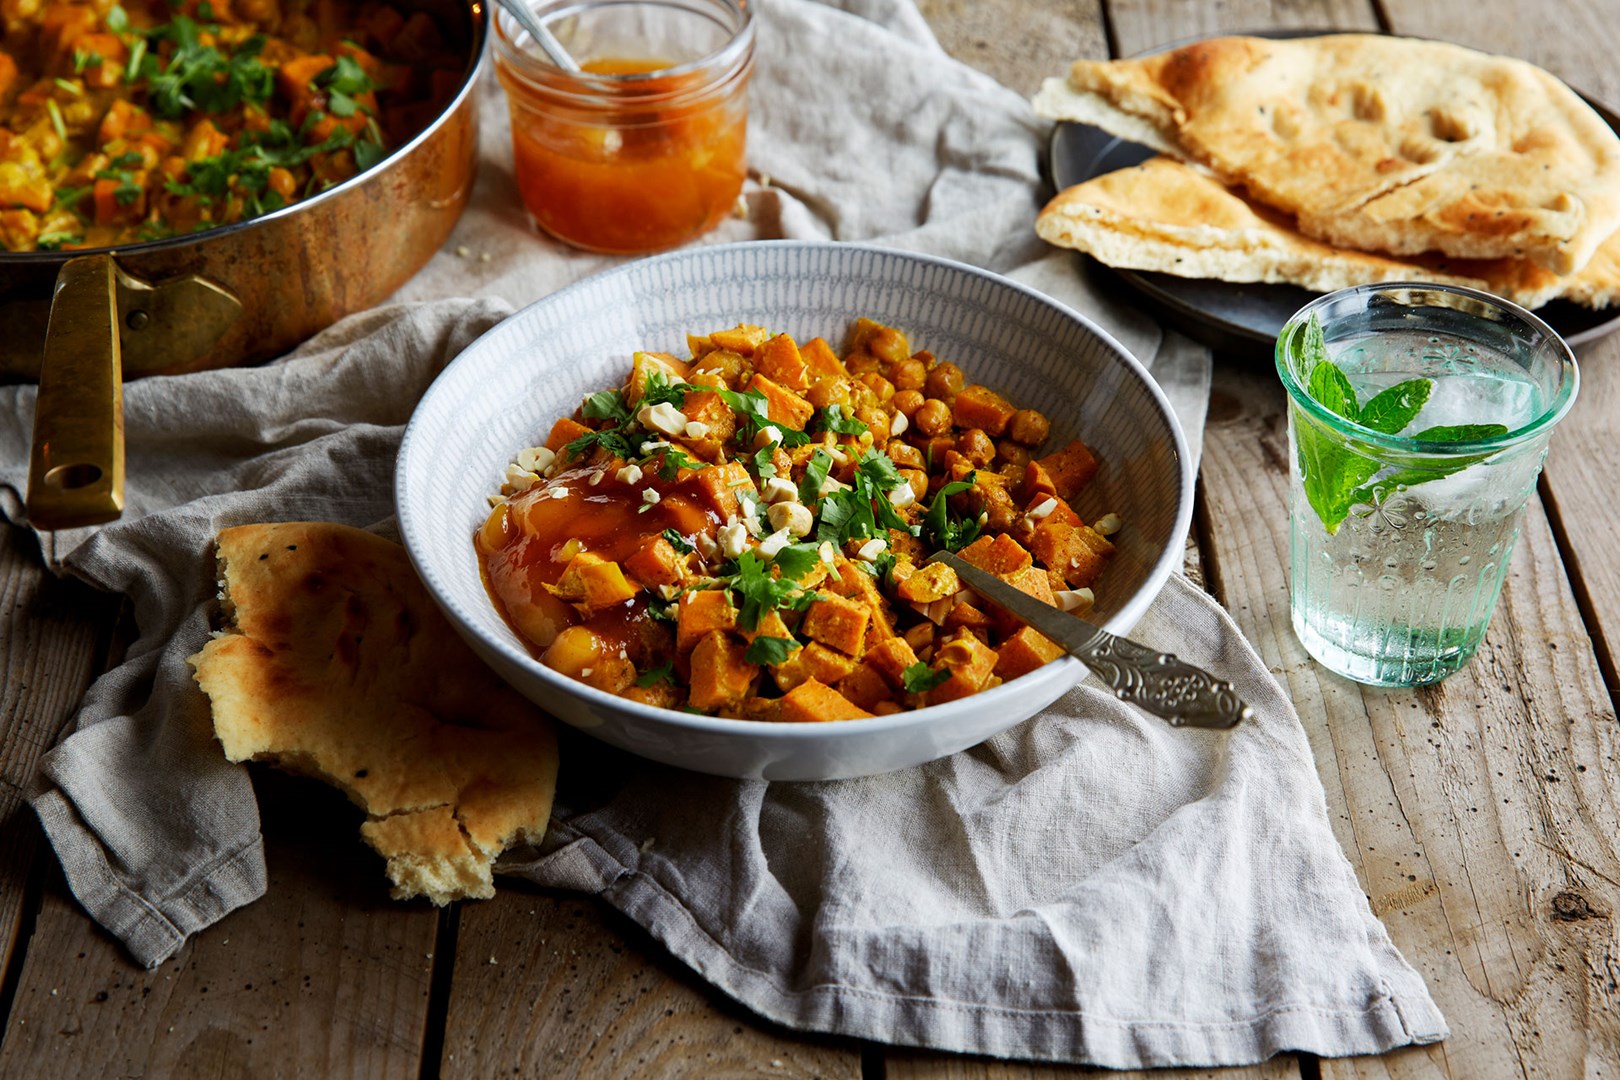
[751, 443, 777, 480]
[564, 426, 635, 462]
[798, 449, 833, 503]
[901, 662, 949, 694]
[923, 473, 981, 552]
[583, 388, 630, 423]
[815, 403, 868, 436]
[645, 445, 701, 480]
[771, 543, 822, 581]
[141, 19, 275, 119]
[641, 369, 688, 410]
[661, 529, 694, 554]
[814, 447, 913, 544]
[719, 387, 811, 448]
[36, 231, 81, 251]
[725, 550, 815, 631]
[743, 636, 800, 666]
[634, 661, 676, 687]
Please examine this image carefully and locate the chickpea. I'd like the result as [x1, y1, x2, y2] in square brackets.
[854, 405, 889, 432]
[888, 356, 927, 391]
[866, 326, 911, 365]
[924, 361, 965, 402]
[886, 439, 924, 468]
[858, 372, 896, 401]
[1008, 408, 1052, 446]
[957, 428, 995, 467]
[891, 388, 926, 418]
[806, 377, 853, 410]
[995, 439, 1032, 469]
[914, 397, 952, 437]
[846, 351, 882, 376]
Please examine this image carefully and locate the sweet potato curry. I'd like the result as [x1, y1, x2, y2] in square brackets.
[0, 0, 465, 251]
[477, 318, 1121, 722]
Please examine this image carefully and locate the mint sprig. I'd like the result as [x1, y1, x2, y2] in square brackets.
[1291, 315, 1508, 534]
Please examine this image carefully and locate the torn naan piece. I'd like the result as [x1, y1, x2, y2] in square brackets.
[1032, 34, 1620, 274]
[1035, 156, 1620, 310]
[189, 521, 560, 905]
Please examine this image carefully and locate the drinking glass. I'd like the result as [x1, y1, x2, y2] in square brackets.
[1276, 284, 1579, 687]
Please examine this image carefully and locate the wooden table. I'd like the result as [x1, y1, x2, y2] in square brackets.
[3, 0, 1618, 1076]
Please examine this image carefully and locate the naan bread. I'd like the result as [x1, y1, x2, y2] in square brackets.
[189, 521, 559, 905]
[1032, 34, 1620, 274]
[1036, 156, 1620, 310]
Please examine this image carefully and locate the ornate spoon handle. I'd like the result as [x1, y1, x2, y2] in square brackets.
[926, 552, 1252, 730]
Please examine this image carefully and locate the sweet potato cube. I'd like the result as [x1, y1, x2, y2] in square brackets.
[960, 533, 1032, 576]
[777, 679, 874, 723]
[708, 324, 771, 356]
[802, 592, 870, 657]
[1032, 520, 1115, 588]
[800, 337, 848, 379]
[925, 632, 999, 705]
[755, 334, 811, 393]
[545, 416, 592, 454]
[1028, 494, 1082, 528]
[828, 562, 895, 640]
[995, 626, 1065, 681]
[578, 560, 639, 610]
[801, 641, 858, 685]
[896, 561, 959, 604]
[989, 565, 1057, 635]
[688, 631, 757, 711]
[692, 348, 749, 389]
[677, 589, 737, 653]
[1038, 439, 1099, 501]
[691, 461, 752, 519]
[838, 663, 893, 711]
[625, 351, 691, 407]
[549, 551, 605, 602]
[863, 637, 920, 689]
[952, 385, 1017, 436]
[1022, 459, 1059, 503]
[624, 535, 684, 588]
[943, 599, 995, 631]
[745, 373, 815, 431]
[681, 389, 738, 461]
[740, 609, 794, 644]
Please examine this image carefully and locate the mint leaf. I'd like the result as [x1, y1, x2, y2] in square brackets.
[1411, 423, 1510, 443]
[1294, 411, 1380, 535]
[1308, 358, 1360, 422]
[744, 636, 800, 666]
[1358, 379, 1432, 434]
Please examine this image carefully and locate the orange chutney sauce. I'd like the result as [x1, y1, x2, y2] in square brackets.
[476, 464, 721, 674]
[504, 57, 749, 254]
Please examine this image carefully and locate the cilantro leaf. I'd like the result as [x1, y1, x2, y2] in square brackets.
[725, 551, 813, 631]
[583, 389, 630, 423]
[901, 662, 949, 694]
[771, 543, 822, 581]
[798, 448, 834, 504]
[635, 662, 676, 687]
[640, 368, 688, 410]
[743, 636, 800, 666]
[564, 427, 634, 462]
[661, 528, 694, 554]
[923, 473, 980, 552]
[719, 387, 811, 448]
[815, 403, 868, 436]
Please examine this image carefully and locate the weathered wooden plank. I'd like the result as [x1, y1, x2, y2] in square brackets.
[0, 769, 441, 1080]
[886, 1056, 1302, 1080]
[437, 886, 865, 1079]
[914, 0, 1107, 98]
[0, 525, 118, 1022]
[1105, 0, 1378, 55]
[1199, 361, 1620, 1080]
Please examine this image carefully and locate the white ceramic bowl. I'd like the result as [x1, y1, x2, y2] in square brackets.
[397, 241, 1192, 780]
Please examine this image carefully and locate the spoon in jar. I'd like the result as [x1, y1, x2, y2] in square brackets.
[495, 0, 581, 72]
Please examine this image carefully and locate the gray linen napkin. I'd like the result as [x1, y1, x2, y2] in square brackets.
[0, 0, 1446, 1067]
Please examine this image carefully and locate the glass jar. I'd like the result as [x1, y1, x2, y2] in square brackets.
[492, 0, 754, 254]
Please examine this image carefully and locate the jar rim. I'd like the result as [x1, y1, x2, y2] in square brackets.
[492, 0, 754, 91]
[1274, 282, 1581, 456]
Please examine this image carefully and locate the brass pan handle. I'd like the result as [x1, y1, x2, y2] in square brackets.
[26, 255, 125, 530]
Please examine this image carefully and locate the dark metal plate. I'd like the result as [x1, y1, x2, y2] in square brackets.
[1044, 31, 1620, 353]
